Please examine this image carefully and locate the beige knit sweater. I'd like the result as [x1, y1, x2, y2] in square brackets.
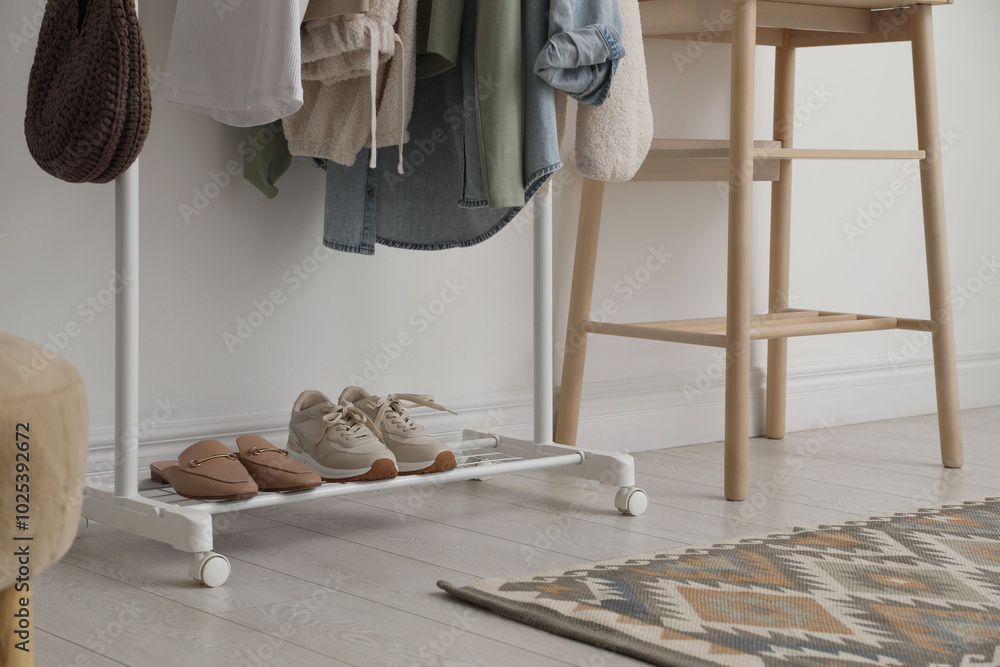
[284, 0, 417, 169]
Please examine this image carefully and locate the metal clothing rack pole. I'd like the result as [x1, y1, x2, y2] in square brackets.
[111, 3, 141, 500]
[114, 0, 140, 499]
[533, 191, 554, 446]
[114, 161, 140, 499]
[83, 0, 645, 586]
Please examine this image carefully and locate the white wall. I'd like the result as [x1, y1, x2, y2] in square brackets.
[1, 0, 998, 463]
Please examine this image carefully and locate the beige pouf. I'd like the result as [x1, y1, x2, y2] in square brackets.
[0, 333, 88, 666]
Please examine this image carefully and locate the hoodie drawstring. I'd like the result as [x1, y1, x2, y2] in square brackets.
[393, 33, 405, 175]
[367, 22, 378, 169]
[366, 24, 407, 175]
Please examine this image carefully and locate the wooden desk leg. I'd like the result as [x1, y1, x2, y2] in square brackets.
[766, 32, 796, 440]
[555, 178, 606, 447]
[724, 0, 758, 501]
[1, 585, 32, 667]
[911, 5, 963, 468]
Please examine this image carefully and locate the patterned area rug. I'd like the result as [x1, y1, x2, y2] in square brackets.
[438, 497, 1000, 666]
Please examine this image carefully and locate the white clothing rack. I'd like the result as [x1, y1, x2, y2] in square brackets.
[79, 3, 648, 587]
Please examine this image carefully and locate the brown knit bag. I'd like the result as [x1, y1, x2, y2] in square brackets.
[25, 0, 151, 184]
[95, 0, 150, 183]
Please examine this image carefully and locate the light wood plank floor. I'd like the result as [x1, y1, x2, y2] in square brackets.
[36, 407, 1000, 666]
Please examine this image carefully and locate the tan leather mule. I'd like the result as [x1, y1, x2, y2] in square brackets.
[150, 440, 258, 500]
[235, 434, 322, 492]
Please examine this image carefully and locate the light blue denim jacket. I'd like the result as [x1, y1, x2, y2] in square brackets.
[321, 0, 624, 255]
[535, 0, 625, 106]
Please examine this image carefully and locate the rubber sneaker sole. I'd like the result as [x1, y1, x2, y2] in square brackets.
[287, 451, 398, 483]
[398, 451, 457, 476]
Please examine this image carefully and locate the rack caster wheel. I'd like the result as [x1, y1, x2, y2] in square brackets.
[615, 487, 648, 517]
[189, 552, 231, 587]
[470, 459, 494, 482]
[75, 517, 92, 538]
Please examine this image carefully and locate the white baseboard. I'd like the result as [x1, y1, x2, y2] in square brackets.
[86, 347, 1000, 474]
[572, 347, 1000, 452]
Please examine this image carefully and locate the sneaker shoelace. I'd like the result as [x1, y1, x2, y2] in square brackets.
[369, 394, 456, 434]
[319, 403, 382, 445]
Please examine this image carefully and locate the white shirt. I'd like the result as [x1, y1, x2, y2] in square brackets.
[156, 0, 309, 127]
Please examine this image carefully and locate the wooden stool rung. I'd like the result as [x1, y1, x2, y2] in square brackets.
[750, 315, 898, 339]
[580, 320, 727, 348]
[752, 147, 926, 160]
[635, 310, 820, 332]
[583, 311, 921, 346]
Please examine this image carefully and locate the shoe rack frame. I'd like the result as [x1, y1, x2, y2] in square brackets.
[79, 2, 647, 586]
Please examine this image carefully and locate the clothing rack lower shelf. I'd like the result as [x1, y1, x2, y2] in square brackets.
[80, 431, 648, 587]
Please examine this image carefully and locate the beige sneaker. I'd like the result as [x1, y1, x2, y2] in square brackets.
[339, 387, 458, 475]
[287, 390, 397, 482]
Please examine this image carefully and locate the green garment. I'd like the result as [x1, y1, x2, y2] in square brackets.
[415, 0, 464, 79]
[475, 0, 524, 209]
[242, 121, 292, 199]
